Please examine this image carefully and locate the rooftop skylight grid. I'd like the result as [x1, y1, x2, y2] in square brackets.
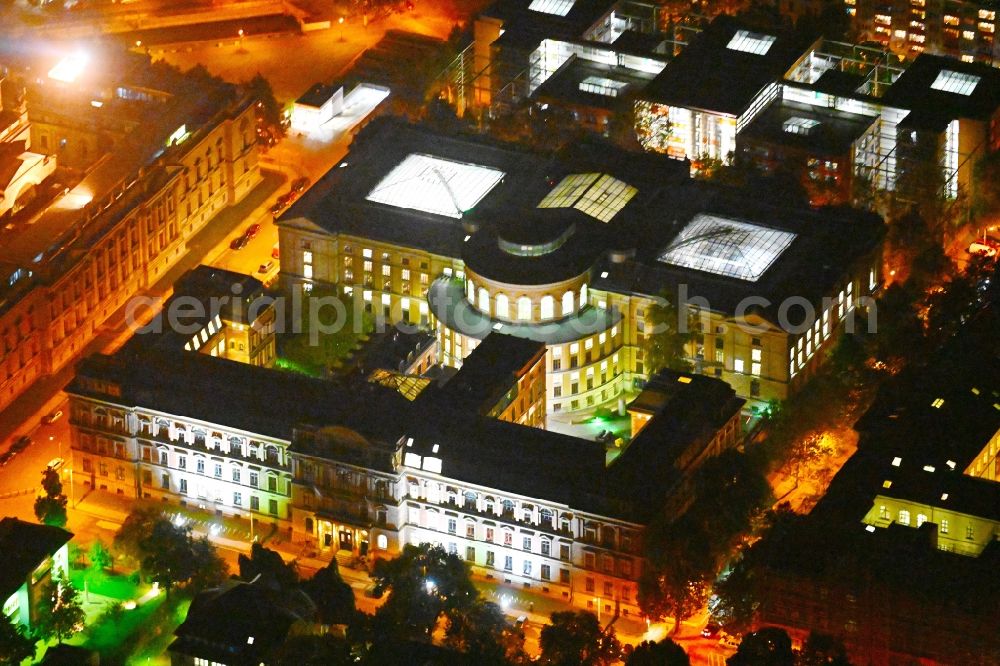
[930, 70, 981, 96]
[573, 175, 638, 222]
[365, 153, 505, 219]
[537, 173, 637, 222]
[538, 173, 600, 209]
[657, 214, 797, 281]
[726, 30, 777, 56]
[578, 76, 630, 98]
[782, 116, 821, 135]
[528, 0, 575, 16]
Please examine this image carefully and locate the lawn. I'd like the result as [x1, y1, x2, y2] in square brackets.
[277, 287, 373, 377]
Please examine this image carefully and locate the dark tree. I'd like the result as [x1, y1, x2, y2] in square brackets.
[89, 538, 113, 574]
[0, 612, 35, 665]
[972, 149, 1000, 216]
[371, 543, 478, 641]
[270, 634, 353, 665]
[538, 610, 620, 666]
[33, 468, 68, 527]
[244, 73, 286, 148]
[238, 543, 298, 590]
[728, 627, 795, 666]
[34, 571, 85, 644]
[301, 561, 356, 625]
[798, 632, 853, 665]
[113, 504, 163, 562]
[625, 638, 690, 665]
[444, 598, 526, 664]
[136, 518, 227, 594]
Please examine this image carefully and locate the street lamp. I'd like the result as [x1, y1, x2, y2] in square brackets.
[339, 17, 345, 42]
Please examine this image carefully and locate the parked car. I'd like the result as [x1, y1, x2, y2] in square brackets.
[258, 261, 275, 274]
[0, 451, 14, 467]
[278, 192, 296, 207]
[968, 242, 997, 258]
[702, 622, 721, 638]
[10, 435, 32, 453]
[245, 223, 261, 239]
[47, 457, 65, 471]
[513, 615, 527, 630]
[271, 243, 280, 260]
[719, 634, 740, 650]
[269, 201, 285, 216]
[230, 234, 249, 251]
[290, 177, 309, 194]
[42, 410, 64, 424]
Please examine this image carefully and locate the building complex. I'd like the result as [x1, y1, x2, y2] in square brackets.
[277, 118, 883, 409]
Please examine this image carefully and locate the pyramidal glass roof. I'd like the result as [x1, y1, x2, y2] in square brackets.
[657, 214, 797, 282]
[537, 173, 638, 223]
[366, 153, 505, 219]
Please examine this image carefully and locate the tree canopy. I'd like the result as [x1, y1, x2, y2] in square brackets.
[624, 638, 690, 665]
[33, 467, 68, 527]
[34, 571, 85, 644]
[538, 610, 620, 666]
[238, 542, 298, 590]
[0, 613, 35, 665]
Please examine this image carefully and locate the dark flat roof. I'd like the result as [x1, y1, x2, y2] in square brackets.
[424, 332, 545, 414]
[0, 518, 73, 602]
[643, 16, 816, 115]
[740, 99, 877, 156]
[532, 57, 658, 111]
[482, 0, 616, 50]
[882, 54, 1000, 126]
[296, 82, 336, 108]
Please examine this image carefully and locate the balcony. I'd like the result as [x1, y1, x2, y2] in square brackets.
[426, 496, 574, 538]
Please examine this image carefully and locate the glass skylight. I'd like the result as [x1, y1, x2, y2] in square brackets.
[930, 70, 981, 95]
[528, 0, 575, 16]
[578, 76, 630, 98]
[657, 214, 797, 282]
[366, 153, 505, 219]
[537, 173, 638, 223]
[782, 117, 820, 135]
[727, 30, 777, 56]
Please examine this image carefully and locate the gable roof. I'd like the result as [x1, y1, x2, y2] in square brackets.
[0, 517, 73, 601]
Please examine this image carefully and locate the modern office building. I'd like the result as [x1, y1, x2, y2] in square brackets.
[0, 517, 73, 632]
[277, 118, 883, 409]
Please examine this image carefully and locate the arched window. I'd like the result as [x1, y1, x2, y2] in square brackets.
[517, 297, 531, 321]
[484, 496, 496, 514]
[376, 534, 388, 550]
[501, 499, 515, 516]
[580, 283, 588, 308]
[540, 508, 554, 529]
[466, 279, 475, 303]
[478, 287, 490, 313]
[305, 517, 314, 533]
[540, 295, 554, 319]
[495, 293, 509, 319]
[562, 291, 575, 316]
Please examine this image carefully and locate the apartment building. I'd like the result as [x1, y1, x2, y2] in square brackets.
[848, 0, 999, 65]
[0, 90, 261, 414]
[277, 118, 883, 409]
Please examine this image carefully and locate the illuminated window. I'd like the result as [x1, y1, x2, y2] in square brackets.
[979, 22, 995, 33]
[517, 297, 531, 321]
[931, 70, 981, 95]
[538, 173, 637, 223]
[734, 358, 745, 373]
[478, 288, 489, 312]
[726, 29, 777, 55]
[578, 76, 629, 98]
[541, 295, 555, 319]
[366, 153, 505, 218]
[940, 519, 949, 534]
[963, 30, 976, 40]
[943, 14, 958, 25]
[495, 293, 509, 319]
[562, 291, 575, 315]
[377, 534, 388, 549]
[931, 398, 945, 408]
[303, 251, 313, 264]
[580, 283, 588, 306]
[528, 0, 575, 16]
[658, 214, 797, 282]
[898, 510, 910, 525]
